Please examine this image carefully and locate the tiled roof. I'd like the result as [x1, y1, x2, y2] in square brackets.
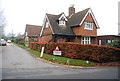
[25, 24, 42, 36]
[47, 13, 74, 35]
[68, 8, 90, 27]
[46, 8, 90, 35]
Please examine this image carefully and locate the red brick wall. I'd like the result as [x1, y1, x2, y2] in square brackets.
[38, 35, 52, 43]
[72, 14, 97, 36]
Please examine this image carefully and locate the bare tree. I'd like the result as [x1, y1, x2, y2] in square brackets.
[0, 9, 7, 39]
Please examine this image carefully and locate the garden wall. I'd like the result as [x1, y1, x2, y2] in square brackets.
[30, 42, 120, 63]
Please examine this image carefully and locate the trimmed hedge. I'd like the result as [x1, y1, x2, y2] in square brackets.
[29, 42, 120, 63]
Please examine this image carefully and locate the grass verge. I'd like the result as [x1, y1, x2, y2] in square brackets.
[16, 44, 95, 67]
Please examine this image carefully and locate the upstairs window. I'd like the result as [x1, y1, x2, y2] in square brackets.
[58, 13, 67, 26]
[26, 32, 28, 36]
[46, 21, 49, 28]
[84, 21, 93, 30]
[59, 20, 66, 26]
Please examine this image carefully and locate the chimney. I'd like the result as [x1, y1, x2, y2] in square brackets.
[69, 4, 75, 17]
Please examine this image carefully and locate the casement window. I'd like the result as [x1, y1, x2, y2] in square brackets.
[59, 20, 66, 26]
[46, 21, 49, 28]
[84, 22, 93, 30]
[99, 40, 102, 45]
[82, 37, 91, 44]
[26, 32, 28, 36]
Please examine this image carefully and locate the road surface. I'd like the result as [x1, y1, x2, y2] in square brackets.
[1, 43, 119, 79]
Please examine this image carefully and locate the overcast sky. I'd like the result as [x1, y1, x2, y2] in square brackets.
[1, 0, 120, 35]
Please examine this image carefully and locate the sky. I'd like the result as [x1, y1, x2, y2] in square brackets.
[1, 0, 120, 35]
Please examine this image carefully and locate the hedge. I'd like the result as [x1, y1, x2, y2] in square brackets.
[29, 42, 120, 63]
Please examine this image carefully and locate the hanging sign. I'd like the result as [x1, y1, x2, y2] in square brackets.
[53, 46, 62, 56]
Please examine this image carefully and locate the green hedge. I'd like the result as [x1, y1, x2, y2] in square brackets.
[30, 42, 120, 63]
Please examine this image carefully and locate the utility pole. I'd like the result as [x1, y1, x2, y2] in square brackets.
[12, 29, 13, 42]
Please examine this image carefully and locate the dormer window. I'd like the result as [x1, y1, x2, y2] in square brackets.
[58, 13, 68, 26]
[59, 20, 66, 26]
[84, 21, 93, 30]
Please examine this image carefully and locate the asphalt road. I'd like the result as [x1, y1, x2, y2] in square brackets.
[1, 43, 119, 79]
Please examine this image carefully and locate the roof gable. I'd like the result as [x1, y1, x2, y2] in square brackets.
[58, 13, 68, 21]
[40, 14, 54, 36]
[79, 8, 99, 29]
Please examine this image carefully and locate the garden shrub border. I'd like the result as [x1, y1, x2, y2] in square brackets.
[30, 42, 120, 63]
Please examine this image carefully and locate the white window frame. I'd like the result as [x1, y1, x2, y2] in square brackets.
[99, 40, 102, 45]
[46, 21, 49, 28]
[81, 37, 91, 44]
[108, 40, 111, 43]
[84, 22, 93, 30]
[26, 32, 28, 36]
[59, 20, 66, 26]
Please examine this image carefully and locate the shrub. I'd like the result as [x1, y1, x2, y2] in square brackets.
[107, 39, 120, 48]
[30, 42, 120, 63]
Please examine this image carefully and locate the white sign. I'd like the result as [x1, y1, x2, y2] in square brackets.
[40, 47, 45, 57]
[53, 51, 62, 56]
[53, 46, 62, 55]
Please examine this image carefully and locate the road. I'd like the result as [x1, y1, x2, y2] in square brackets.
[1, 43, 119, 79]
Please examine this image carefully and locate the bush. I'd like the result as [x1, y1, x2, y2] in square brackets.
[107, 39, 120, 48]
[30, 42, 120, 63]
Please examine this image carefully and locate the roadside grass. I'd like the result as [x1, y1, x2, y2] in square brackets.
[16, 44, 29, 49]
[16, 44, 95, 67]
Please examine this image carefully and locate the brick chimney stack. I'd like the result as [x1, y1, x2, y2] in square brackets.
[69, 4, 75, 17]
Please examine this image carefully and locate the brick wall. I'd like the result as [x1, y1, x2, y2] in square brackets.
[38, 35, 52, 43]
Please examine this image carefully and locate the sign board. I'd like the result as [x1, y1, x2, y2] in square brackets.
[53, 46, 62, 56]
[53, 51, 62, 56]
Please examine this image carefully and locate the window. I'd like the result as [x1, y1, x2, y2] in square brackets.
[26, 32, 28, 36]
[84, 22, 93, 30]
[82, 37, 91, 44]
[46, 21, 49, 28]
[99, 40, 102, 45]
[108, 40, 111, 43]
[59, 20, 66, 26]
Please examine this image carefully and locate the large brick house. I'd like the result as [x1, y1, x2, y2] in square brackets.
[38, 6, 99, 44]
[24, 24, 42, 46]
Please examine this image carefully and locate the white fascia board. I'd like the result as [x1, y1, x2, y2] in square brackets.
[58, 13, 68, 21]
[89, 8, 99, 29]
[40, 15, 47, 36]
[79, 8, 99, 29]
[47, 17, 54, 35]
[40, 14, 54, 37]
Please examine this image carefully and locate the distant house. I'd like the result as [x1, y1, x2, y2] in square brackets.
[38, 6, 99, 44]
[24, 24, 42, 46]
[98, 35, 120, 45]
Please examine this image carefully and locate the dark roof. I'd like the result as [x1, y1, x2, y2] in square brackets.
[25, 24, 42, 36]
[69, 8, 89, 27]
[46, 8, 90, 35]
[47, 13, 74, 35]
